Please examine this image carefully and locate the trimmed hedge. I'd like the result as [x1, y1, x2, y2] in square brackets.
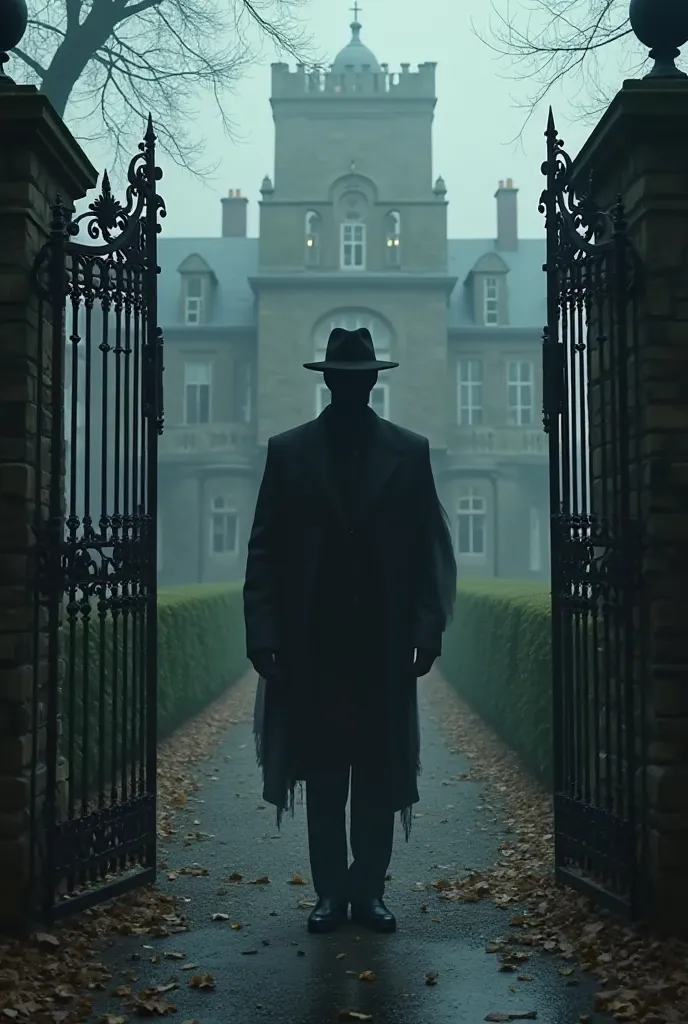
[441, 578, 553, 785]
[60, 583, 247, 798]
[155, 583, 248, 738]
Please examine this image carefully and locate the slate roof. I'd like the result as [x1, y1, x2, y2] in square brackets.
[156, 236, 546, 332]
[447, 238, 546, 330]
[158, 236, 259, 330]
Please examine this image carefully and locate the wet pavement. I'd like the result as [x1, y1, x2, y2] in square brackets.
[93, 673, 611, 1023]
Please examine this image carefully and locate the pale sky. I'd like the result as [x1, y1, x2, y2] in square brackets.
[84, 0, 621, 241]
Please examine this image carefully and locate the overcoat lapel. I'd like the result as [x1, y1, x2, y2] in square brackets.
[302, 412, 407, 526]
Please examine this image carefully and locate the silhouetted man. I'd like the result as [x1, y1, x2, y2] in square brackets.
[244, 327, 456, 934]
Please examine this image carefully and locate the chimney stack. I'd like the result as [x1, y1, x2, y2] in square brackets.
[221, 188, 248, 237]
[494, 178, 518, 251]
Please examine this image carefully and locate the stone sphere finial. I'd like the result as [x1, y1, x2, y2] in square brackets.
[629, 0, 688, 78]
[0, 0, 28, 87]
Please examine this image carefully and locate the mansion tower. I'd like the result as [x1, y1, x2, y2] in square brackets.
[155, 18, 549, 584]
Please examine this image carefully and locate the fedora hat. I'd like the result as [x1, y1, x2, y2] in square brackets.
[303, 327, 399, 372]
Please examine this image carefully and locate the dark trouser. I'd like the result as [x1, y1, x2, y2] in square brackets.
[305, 762, 395, 902]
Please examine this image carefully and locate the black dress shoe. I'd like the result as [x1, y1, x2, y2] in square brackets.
[307, 896, 348, 934]
[350, 898, 396, 933]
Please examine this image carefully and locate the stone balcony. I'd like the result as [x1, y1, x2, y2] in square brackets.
[159, 423, 255, 463]
[449, 425, 547, 459]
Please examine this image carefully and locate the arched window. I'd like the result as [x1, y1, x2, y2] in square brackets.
[305, 210, 320, 266]
[312, 310, 393, 419]
[385, 210, 401, 267]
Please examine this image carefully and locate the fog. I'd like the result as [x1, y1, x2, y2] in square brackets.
[55, 0, 629, 594]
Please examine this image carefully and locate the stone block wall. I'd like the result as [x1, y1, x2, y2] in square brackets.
[574, 78, 688, 934]
[0, 87, 96, 933]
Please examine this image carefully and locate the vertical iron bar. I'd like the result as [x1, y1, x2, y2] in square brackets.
[612, 202, 636, 904]
[66, 274, 81, 827]
[542, 112, 565, 859]
[144, 117, 161, 876]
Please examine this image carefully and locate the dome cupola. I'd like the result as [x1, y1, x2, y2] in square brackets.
[331, 9, 381, 75]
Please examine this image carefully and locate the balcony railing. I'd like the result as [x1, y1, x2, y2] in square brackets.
[450, 425, 547, 458]
[159, 423, 255, 460]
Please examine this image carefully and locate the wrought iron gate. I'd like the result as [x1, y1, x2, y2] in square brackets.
[540, 111, 648, 916]
[30, 119, 166, 922]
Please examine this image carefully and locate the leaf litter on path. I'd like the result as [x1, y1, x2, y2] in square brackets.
[427, 671, 688, 1024]
[0, 673, 254, 1022]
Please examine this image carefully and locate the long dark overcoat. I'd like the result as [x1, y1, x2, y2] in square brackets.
[244, 407, 456, 836]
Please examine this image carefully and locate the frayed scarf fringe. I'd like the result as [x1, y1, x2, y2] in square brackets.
[256, 722, 422, 843]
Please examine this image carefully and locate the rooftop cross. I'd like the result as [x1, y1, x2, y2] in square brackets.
[350, 2, 361, 22]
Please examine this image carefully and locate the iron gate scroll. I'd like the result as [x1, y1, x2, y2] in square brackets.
[30, 118, 166, 922]
[540, 112, 648, 917]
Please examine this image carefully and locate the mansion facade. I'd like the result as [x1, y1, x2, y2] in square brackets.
[156, 18, 549, 586]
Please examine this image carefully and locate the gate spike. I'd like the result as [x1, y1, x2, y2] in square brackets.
[145, 113, 155, 142]
[546, 106, 556, 137]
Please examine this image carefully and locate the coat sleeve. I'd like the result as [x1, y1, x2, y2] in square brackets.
[412, 438, 458, 657]
[244, 437, 282, 656]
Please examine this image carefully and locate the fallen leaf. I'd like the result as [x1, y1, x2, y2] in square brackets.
[425, 971, 439, 986]
[359, 970, 375, 982]
[338, 1013, 373, 1021]
[211, 913, 229, 921]
[133, 997, 177, 1016]
[248, 876, 270, 885]
[189, 973, 216, 990]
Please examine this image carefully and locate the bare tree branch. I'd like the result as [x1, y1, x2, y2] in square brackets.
[10, 0, 321, 176]
[473, 0, 672, 135]
[12, 48, 47, 76]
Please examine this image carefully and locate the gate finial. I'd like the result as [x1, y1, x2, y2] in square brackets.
[0, 0, 28, 88]
[629, 0, 688, 78]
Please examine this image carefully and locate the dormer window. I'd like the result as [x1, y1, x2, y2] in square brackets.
[305, 211, 321, 266]
[385, 211, 401, 267]
[185, 275, 203, 325]
[484, 276, 499, 325]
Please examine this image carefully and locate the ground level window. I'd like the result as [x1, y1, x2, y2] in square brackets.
[457, 491, 486, 556]
[210, 497, 238, 555]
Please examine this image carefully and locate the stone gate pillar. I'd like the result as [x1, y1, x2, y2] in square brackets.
[0, 86, 96, 933]
[574, 76, 688, 935]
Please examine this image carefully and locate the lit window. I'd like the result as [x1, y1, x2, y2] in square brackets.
[457, 490, 486, 556]
[210, 497, 238, 555]
[484, 276, 499, 326]
[457, 359, 483, 426]
[305, 211, 321, 266]
[185, 276, 203, 325]
[340, 222, 366, 269]
[507, 360, 534, 426]
[184, 362, 211, 424]
[385, 211, 401, 267]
